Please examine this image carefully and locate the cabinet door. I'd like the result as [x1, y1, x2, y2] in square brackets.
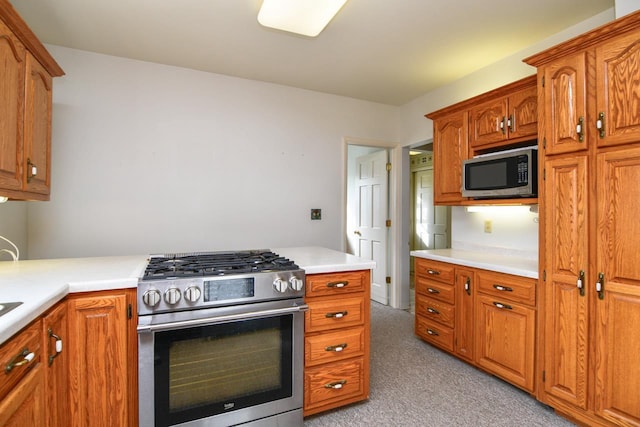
[469, 97, 508, 147]
[542, 154, 590, 410]
[67, 292, 130, 427]
[542, 52, 588, 155]
[454, 268, 474, 362]
[23, 53, 52, 196]
[0, 364, 44, 427]
[475, 294, 535, 392]
[0, 19, 25, 192]
[593, 147, 640, 426]
[42, 302, 69, 427]
[507, 85, 538, 141]
[433, 111, 468, 204]
[595, 32, 640, 148]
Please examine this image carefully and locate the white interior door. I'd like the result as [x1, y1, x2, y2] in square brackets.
[354, 150, 388, 305]
[414, 169, 449, 250]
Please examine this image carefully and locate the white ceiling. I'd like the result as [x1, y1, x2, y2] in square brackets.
[12, 0, 614, 106]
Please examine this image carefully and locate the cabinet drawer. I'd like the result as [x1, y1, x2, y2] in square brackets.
[0, 321, 42, 401]
[305, 296, 365, 333]
[415, 316, 454, 352]
[415, 276, 455, 304]
[415, 294, 454, 328]
[306, 271, 367, 298]
[304, 357, 365, 411]
[414, 259, 455, 284]
[477, 270, 536, 306]
[305, 327, 365, 367]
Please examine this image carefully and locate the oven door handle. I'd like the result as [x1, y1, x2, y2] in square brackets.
[137, 304, 309, 333]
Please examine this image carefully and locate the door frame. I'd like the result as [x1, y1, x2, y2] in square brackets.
[343, 136, 409, 309]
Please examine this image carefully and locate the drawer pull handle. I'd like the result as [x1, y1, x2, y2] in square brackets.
[48, 328, 63, 366]
[325, 311, 348, 319]
[426, 329, 439, 336]
[324, 380, 347, 389]
[426, 307, 440, 315]
[327, 281, 348, 288]
[5, 348, 35, 373]
[493, 302, 513, 310]
[325, 343, 348, 352]
[427, 269, 440, 275]
[493, 284, 513, 292]
[427, 288, 440, 294]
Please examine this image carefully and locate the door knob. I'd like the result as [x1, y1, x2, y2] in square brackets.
[353, 230, 361, 236]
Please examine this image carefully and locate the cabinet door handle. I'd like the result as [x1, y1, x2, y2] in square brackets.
[493, 302, 513, 310]
[324, 380, 347, 389]
[426, 287, 440, 294]
[596, 112, 606, 138]
[325, 343, 348, 352]
[577, 270, 585, 297]
[465, 277, 471, 296]
[500, 116, 507, 134]
[26, 158, 37, 183]
[326, 281, 348, 288]
[595, 272, 605, 300]
[325, 311, 348, 319]
[48, 328, 63, 366]
[426, 307, 440, 315]
[507, 114, 515, 132]
[5, 348, 35, 373]
[576, 116, 585, 142]
[426, 328, 439, 336]
[493, 284, 513, 292]
[426, 269, 440, 276]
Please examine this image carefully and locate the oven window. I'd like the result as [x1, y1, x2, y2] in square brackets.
[154, 315, 293, 426]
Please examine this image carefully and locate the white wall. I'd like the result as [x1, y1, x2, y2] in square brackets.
[616, 0, 640, 17]
[0, 202, 27, 261]
[25, 46, 399, 259]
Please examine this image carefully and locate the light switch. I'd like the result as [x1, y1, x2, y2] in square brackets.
[484, 220, 492, 233]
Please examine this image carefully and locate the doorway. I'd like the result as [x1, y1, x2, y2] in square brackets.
[345, 140, 394, 306]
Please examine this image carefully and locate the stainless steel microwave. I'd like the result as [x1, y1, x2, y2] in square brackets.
[462, 147, 537, 198]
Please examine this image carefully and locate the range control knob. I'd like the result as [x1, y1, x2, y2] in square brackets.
[142, 289, 161, 307]
[164, 287, 182, 305]
[184, 286, 202, 303]
[273, 278, 288, 293]
[289, 277, 304, 292]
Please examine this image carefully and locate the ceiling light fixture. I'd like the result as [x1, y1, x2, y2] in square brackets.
[258, 0, 348, 37]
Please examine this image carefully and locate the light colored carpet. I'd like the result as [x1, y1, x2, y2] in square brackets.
[304, 302, 575, 426]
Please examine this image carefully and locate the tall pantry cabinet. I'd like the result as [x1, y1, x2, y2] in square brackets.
[525, 10, 640, 427]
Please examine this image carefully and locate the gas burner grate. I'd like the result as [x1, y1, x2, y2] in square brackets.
[142, 249, 299, 280]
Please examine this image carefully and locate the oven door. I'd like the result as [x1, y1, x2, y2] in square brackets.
[138, 300, 307, 427]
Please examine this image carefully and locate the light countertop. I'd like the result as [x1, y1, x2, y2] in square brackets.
[410, 248, 537, 279]
[0, 247, 374, 345]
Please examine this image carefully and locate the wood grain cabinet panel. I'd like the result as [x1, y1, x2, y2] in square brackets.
[67, 289, 137, 427]
[431, 110, 469, 204]
[525, 10, 640, 426]
[454, 268, 475, 363]
[0, 321, 44, 427]
[303, 270, 370, 417]
[42, 302, 69, 427]
[415, 294, 455, 328]
[0, 3, 63, 201]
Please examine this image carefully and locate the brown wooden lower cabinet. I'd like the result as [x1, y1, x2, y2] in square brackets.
[414, 258, 537, 394]
[303, 270, 371, 417]
[67, 288, 138, 427]
[42, 301, 69, 427]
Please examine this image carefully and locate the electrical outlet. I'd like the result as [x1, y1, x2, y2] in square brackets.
[484, 220, 492, 233]
[311, 209, 321, 220]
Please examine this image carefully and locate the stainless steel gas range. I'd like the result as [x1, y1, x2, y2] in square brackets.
[136, 250, 307, 427]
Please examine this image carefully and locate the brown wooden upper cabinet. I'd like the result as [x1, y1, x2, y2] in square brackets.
[0, 2, 64, 201]
[469, 84, 538, 148]
[426, 75, 537, 205]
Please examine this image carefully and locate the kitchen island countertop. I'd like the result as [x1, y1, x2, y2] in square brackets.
[411, 248, 537, 279]
[0, 247, 374, 345]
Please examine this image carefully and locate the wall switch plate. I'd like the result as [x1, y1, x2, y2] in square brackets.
[311, 209, 321, 220]
[484, 220, 492, 233]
